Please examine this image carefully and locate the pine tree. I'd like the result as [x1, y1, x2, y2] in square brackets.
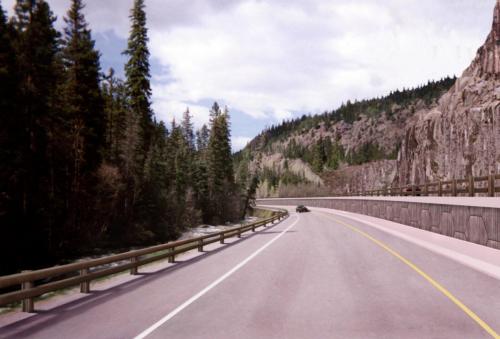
[2, 0, 62, 273]
[219, 107, 234, 182]
[102, 68, 128, 164]
[312, 137, 326, 173]
[0, 3, 17, 149]
[124, 0, 152, 160]
[62, 0, 105, 175]
[180, 107, 195, 186]
[181, 108, 196, 151]
[206, 103, 237, 223]
[0, 2, 21, 275]
[59, 0, 106, 247]
[196, 124, 210, 153]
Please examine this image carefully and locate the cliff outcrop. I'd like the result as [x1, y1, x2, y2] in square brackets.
[396, 0, 500, 184]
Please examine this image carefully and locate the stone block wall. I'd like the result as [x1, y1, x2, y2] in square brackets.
[258, 198, 500, 250]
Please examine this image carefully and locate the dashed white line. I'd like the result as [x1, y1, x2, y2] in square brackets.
[134, 214, 300, 339]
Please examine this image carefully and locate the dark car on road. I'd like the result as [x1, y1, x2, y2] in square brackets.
[296, 205, 309, 213]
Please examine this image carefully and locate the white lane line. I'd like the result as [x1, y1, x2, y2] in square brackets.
[134, 214, 299, 339]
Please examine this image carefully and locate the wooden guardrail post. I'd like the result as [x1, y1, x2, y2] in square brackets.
[220, 233, 225, 244]
[0, 208, 285, 311]
[21, 271, 34, 313]
[468, 176, 475, 197]
[438, 181, 442, 196]
[168, 247, 175, 263]
[452, 179, 457, 196]
[80, 268, 90, 293]
[488, 175, 495, 197]
[424, 183, 428, 196]
[411, 185, 416, 196]
[130, 257, 138, 275]
[237, 228, 242, 238]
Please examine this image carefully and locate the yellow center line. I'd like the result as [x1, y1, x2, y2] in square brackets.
[321, 212, 500, 339]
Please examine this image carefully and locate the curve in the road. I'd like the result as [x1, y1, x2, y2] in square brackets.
[322, 213, 500, 339]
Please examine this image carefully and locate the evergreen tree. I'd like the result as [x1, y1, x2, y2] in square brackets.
[62, 0, 104, 174]
[102, 68, 128, 164]
[220, 107, 234, 181]
[312, 137, 326, 173]
[0, 3, 17, 151]
[60, 0, 106, 247]
[124, 0, 152, 159]
[207, 103, 237, 223]
[181, 108, 195, 152]
[0, 2, 20, 275]
[196, 124, 210, 153]
[2, 0, 62, 273]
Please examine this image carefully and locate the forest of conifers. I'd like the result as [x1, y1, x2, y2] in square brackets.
[0, 0, 253, 275]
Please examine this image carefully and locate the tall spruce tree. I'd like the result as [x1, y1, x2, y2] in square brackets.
[0, 3, 17, 150]
[62, 0, 104, 175]
[0, 2, 19, 275]
[124, 0, 152, 161]
[207, 103, 237, 223]
[2, 0, 62, 273]
[196, 124, 210, 153]
[102, 68, 128, 164]
[181, 108, 195, 152]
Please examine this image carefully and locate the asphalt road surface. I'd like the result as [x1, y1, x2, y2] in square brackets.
[1, 208, 500, 339]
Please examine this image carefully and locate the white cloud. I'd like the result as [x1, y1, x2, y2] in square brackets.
[147, 0, 494, 122]
[3, 0, 495, 126]
[232, 136, 252, 151]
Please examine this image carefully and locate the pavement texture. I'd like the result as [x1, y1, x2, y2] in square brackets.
[1, 208, 500, 339]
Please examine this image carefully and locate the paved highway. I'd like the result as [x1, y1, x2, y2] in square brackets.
[1, 208, 500, 338]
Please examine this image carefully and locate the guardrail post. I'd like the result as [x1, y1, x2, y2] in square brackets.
[220, 233, 224, 244]
[468, 176, 475, 196]
[488, 175, 495, 197]
[237, 228, 242, 238]
[130, 257, 138, 275]
[412, 185, 416, 196]
[452, 179, 457, 196]
[198, 239, 204, 252]
[168, 247, 175, 263]
[252, 224, 256, 232]
[424, 183, 428, 196]
[80, 268, 91, 293]
[438, 181, 442, 196]
[21, 271, 34, 313]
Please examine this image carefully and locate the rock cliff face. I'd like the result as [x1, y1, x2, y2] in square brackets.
[396, 0, 500, 184]
[322, 159, 398, 194]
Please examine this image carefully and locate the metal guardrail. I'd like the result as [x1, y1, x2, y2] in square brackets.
[343, 174, 500, 197]
[0, 208, 288, 313]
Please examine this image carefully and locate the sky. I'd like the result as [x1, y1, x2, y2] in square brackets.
[2, 0, 496, 151]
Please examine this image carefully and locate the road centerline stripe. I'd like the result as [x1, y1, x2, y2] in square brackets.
[134, 215, 300, 339]
[323, 212, 500, 339]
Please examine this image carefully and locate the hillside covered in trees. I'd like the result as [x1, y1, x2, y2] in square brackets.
[236, 77, 457, 197]
[0, 0, 252, 275]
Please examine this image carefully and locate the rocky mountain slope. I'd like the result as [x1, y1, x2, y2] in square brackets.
[237, 1, 499, 198]
[396, 0, 500, 185]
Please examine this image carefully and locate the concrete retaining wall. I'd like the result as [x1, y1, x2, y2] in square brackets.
[258, 198, 500, 250]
